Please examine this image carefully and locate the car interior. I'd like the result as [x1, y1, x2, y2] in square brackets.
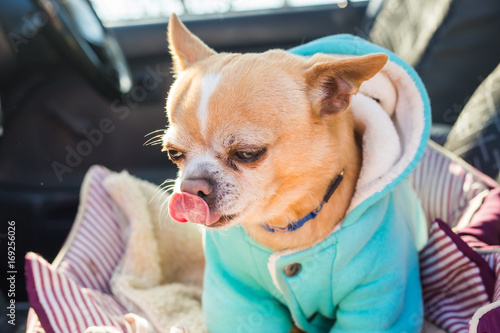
[0, 0, 499, 331]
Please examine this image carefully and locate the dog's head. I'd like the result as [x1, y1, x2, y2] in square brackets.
[164, 14, 387, 230]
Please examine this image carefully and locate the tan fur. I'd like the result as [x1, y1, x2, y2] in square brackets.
[167, 14, 216, 73]
[164, 14, 387, 251]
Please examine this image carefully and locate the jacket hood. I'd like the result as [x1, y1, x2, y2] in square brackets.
[289, 35, 431, 229]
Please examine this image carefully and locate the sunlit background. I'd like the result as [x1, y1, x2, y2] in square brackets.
[89, 0, 355, 24]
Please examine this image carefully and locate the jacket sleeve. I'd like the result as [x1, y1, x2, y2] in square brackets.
[329, 266, 423, 333]
[330, 187, 424, 333]
[203, 264, 294, 333]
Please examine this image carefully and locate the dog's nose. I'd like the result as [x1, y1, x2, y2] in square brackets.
[180, 178, 213, 198]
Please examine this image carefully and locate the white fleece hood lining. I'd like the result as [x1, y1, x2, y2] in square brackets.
[348, 60, 425, 214]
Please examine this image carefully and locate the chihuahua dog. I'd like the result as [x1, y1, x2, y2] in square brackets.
[164, 13, 423, 333]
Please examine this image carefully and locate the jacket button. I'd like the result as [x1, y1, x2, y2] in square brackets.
[284, 263, 301, 277]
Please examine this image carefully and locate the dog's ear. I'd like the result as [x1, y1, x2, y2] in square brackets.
[304, 53, 388, 116]
[168, 13, 216, 73]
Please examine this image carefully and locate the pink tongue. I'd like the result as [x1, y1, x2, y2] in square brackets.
[169, 192, 222, 225]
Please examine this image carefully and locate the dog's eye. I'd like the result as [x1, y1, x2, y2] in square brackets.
[234, 148, 267, 163]
[166, 149, 184, 161]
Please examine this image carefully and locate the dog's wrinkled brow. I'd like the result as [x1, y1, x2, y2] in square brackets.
[221, 128, 276, 149]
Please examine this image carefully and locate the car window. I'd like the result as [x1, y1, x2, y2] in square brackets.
[89, 0, 355, 25]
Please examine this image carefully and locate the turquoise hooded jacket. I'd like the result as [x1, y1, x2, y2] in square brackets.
[203, 35, 431, 333]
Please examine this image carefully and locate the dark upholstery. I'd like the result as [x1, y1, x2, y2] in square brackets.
[369, 0, 452, 67]
[445, 63, 500, 183]
[370, 0, 500, 125]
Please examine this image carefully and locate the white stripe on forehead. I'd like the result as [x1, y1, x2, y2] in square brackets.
[198, 73, 222, 137]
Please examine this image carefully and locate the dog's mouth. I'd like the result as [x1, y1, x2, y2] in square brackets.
[169, 191, 237, 227]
